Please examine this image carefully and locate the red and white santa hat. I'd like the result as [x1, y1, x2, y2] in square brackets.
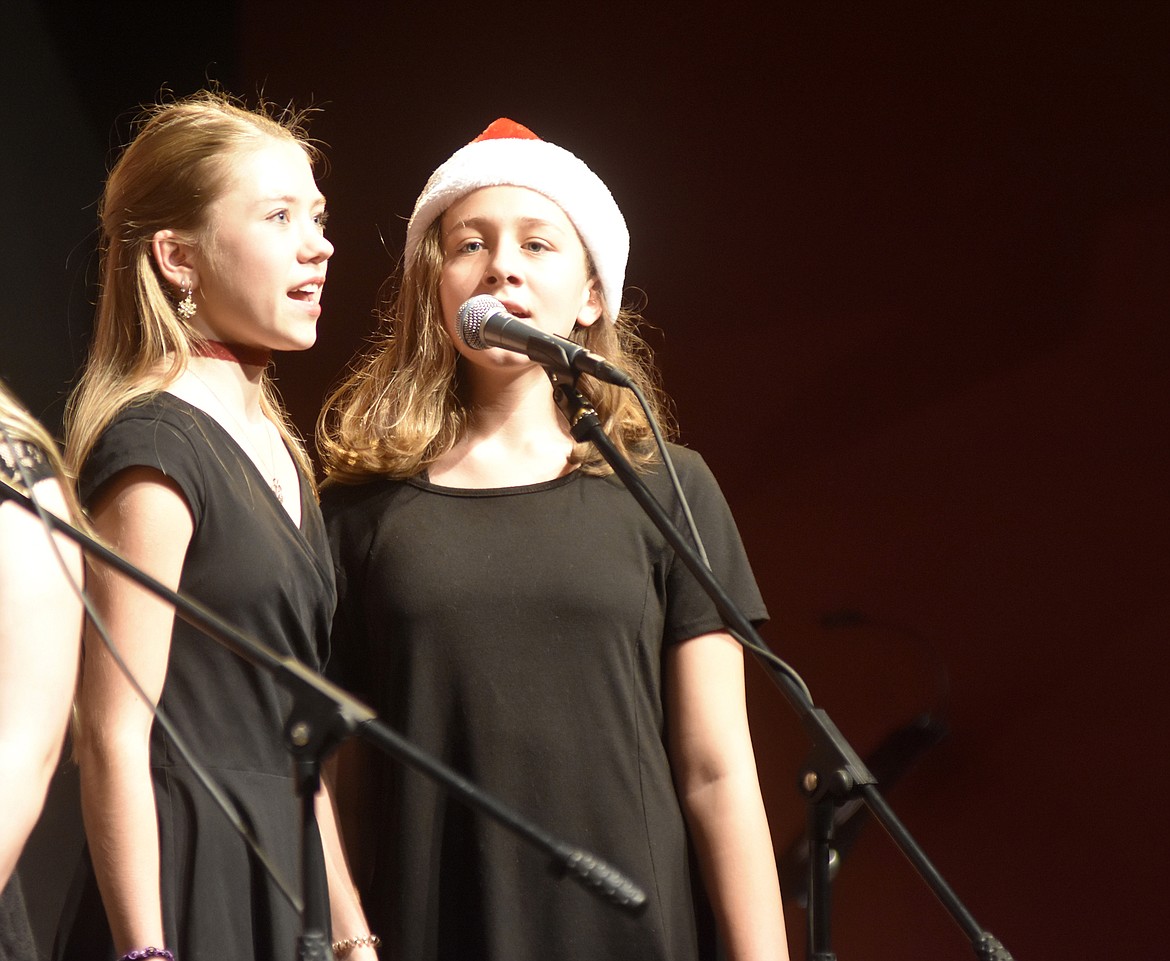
[405, 118, 629, 318]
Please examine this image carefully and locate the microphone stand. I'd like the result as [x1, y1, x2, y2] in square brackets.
[0, 479, 647, 961]
[777, 712, 950, 906]
[547, 374, 1014, 961]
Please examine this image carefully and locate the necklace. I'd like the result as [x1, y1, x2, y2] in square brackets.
[191, 338, 273, 367]
[187, 367, 286, 503]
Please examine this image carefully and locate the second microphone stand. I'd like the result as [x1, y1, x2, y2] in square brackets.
[547, 373, 1013, 961]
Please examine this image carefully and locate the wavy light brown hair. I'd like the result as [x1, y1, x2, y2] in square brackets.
[318, 218, 673, 483]
[65, 89, 322, 486]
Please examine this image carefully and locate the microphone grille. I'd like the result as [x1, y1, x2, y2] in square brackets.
[457, 295, 504, 351]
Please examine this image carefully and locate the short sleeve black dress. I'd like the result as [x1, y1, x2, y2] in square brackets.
[323, 444, 766, 961]
[57, 392, 336, 961]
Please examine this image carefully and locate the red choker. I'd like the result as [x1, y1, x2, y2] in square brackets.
[190, 339, 272, 367]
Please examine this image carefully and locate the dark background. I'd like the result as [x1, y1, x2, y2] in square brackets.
[6, 1, 1167, 957]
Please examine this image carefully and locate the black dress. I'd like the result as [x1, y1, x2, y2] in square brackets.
[57, 393, 335, 961]
[323, 445, 766, 961]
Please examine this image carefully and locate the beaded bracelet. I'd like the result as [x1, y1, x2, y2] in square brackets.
[118, 949, 174, 961]
[331, 933, 381, 957]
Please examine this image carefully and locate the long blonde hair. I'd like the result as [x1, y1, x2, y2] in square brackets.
[318, 219, 672, 483]
[65, 89, 322, 486]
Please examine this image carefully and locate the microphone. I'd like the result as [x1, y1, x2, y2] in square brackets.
[457, 295, 633, 387]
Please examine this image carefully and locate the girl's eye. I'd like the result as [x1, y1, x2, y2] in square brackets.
[271, 210, 290, 223]
[459, 240, 484, 254]
[315, 210, 330, 230]
[524, 240, 549, 253]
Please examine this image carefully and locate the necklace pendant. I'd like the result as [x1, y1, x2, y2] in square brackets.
[272, 477, 284, 503]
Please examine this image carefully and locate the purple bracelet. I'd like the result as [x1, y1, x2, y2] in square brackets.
[118, 949, 174, 961]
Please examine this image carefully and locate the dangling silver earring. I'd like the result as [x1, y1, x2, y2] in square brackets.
[177, 282, 197, 321]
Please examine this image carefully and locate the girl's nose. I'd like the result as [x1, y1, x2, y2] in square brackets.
[307, 234, 334, 263]
[483, 245, 522, 288]
[303, 218, 334, 262]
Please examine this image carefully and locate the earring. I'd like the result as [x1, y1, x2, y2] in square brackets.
[177, 283, 197, 321]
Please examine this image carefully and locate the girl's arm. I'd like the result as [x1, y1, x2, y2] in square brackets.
[0, 478, 83, 887]
[318, 769, 379, 958]
[665, 629, 791, 961]
[75, 467, 192, 953]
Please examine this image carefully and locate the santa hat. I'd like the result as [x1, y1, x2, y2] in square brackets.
[405, 118, 629, 318]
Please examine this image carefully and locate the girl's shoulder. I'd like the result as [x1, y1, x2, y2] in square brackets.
[320, 474, 410, 521]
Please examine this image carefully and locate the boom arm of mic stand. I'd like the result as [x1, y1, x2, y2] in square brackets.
[548, 378, 1014, 961]
[0, 478, 648, 945]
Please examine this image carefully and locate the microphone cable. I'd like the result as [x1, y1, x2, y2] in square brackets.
[607, 383, 814, 706]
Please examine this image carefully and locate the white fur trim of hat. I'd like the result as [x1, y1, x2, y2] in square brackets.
[405, 118, 629, 318]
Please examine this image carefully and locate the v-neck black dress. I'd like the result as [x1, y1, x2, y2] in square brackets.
[323, 445, 767, 961]
[59, 392, 335, 961]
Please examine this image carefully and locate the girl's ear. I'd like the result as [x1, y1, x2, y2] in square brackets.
[151, 229, 199, 292]
[576, 279, 603, 328]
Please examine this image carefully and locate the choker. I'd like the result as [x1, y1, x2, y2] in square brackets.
[190, 339, 273, 367]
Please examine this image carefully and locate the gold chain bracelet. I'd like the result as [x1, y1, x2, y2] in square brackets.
[331, 933, 381, 957]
